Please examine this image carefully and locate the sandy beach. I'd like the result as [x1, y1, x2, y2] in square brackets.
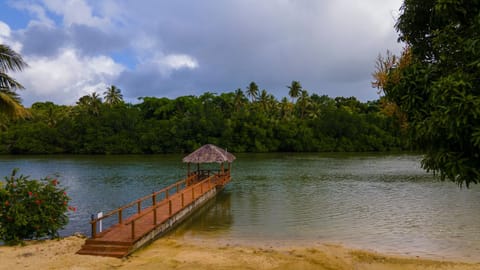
[0, 235, 478, 270]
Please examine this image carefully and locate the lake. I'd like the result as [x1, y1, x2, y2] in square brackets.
[1, 153, 479, 261]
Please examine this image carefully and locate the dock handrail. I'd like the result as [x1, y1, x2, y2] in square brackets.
[124, 175, 216, 239]
[89, 173, 199, 238]
[89, 170, 230, 239]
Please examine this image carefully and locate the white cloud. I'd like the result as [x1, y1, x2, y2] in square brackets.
[10, 2, 55, 27]
[0, 21, 11, 41]
[15, 48, 125, 105]
[42, 0, 108, 28]
[0, 21, 23, 52]
[160, 54, 199, 70]
[137, 53, 199, 77]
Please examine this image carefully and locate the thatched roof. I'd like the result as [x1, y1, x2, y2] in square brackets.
[182, 144, 236, 164]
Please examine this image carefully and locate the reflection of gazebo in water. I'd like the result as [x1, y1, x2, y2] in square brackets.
[183, 144, 236, 186]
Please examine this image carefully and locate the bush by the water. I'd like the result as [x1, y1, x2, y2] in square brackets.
[0, 169, 72, 245]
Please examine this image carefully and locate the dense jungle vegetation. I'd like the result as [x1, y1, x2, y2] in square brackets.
[0, 83, 407, 154]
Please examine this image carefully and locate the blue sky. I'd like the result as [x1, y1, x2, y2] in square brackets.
[0, 0, 403, 106]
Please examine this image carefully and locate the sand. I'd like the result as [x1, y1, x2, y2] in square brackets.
[0, 235, 478, 270]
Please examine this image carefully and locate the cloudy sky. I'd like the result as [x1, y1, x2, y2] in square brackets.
[0, 0, 404, 106]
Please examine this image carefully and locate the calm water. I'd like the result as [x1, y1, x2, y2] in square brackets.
[0, 153, 479, 261]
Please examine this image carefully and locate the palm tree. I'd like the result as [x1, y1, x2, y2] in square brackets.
[103, 85, 123, 106]
[0, 44, 29, 119]
[297, 89, 310, 119]
[233, 88, 246, 112]
[258, 89, 269, 111]
[280, 97, 293, 119]
[246, 81, 259, 103]
[287, 80, 302, 103]
[76, 92, 102, 116]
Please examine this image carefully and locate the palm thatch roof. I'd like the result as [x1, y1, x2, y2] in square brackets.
[182, 144, 236, 164]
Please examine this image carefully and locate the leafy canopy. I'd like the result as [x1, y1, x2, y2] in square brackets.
[378, 0, 480, 186]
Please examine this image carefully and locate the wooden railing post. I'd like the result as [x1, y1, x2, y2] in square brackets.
[119, 209, 123, 224]
[181, 192, 184, 207]
[192, 186, 195, 200]
[131, 220, 135, 239]
[91, 219, 97, 238]
[168, 200, 172, 216]
[201, 182, 203, 194]
[166, 189, 169, 199]
[137, 201, 141, 214]
[176, 183, 180, 193]
[152, 192, 156, 206]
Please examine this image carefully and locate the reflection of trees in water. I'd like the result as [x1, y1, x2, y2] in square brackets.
[171, 191, 233, 236]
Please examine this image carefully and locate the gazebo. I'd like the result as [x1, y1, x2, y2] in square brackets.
[182, 144, 236, 186]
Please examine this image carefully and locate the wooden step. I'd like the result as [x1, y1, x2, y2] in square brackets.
[79, 244, 130, 253]
[85, 238, 133, 247]
[77, 239, 132, 257]
[76, 249, 127, 258]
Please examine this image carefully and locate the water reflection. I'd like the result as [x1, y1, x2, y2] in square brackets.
[172, 191, 233, 237]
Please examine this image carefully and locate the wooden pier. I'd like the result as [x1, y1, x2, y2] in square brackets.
[77, 144, 235, 257]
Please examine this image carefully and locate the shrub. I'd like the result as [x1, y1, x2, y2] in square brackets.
[0, 169, 73, 245]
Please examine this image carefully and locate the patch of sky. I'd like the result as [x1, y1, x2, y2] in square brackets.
[110, 50, 136, 70]
[0, 3, 30, 30]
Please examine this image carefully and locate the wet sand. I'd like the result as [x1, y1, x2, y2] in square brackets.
[0, 235, 478, 270]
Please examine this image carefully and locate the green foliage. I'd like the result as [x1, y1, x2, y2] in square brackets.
[0, 44, 29, 120]
[0, 87, 406, 155]
[379, 0, 480, 186]
[0, 169, 72, 245]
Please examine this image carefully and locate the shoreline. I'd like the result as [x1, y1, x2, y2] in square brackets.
[175, 235, 480, 264]
[0, 235, 478, 270]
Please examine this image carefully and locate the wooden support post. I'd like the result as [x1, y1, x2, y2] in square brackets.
[137, 201, 141, 213]
[119, 209, 123, 224]
[152, 193, 156, 206]
[168, 200, 172, 216]
[131, 221, 135, 239]
[181, 192, 184, 207]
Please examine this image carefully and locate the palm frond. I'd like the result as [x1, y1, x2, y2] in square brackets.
[0, 89, 30, 119]
[0, 44, 28, 73]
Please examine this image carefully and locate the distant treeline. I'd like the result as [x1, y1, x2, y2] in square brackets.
[0, 86, 409, 154]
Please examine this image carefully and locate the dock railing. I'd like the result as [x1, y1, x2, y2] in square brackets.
[124, 175, 215, 240]
[89, 170, 230, 239]
[89, 173, 198, 238]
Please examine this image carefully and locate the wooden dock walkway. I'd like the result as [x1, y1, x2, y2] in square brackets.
[77, 170, 231, 257]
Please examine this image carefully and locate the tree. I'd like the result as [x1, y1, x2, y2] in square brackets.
[287, 80, 302, 103]
[76, 92, 102, 116]
[246, 81, 259, 102]
[297, 89, 310, 119]
[0, 44, 29, 120]
[233, 88, 247, 112]
[378, 0, 480, 186]
[279, 97, 293, 119]
[103, 85, 123, 106]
